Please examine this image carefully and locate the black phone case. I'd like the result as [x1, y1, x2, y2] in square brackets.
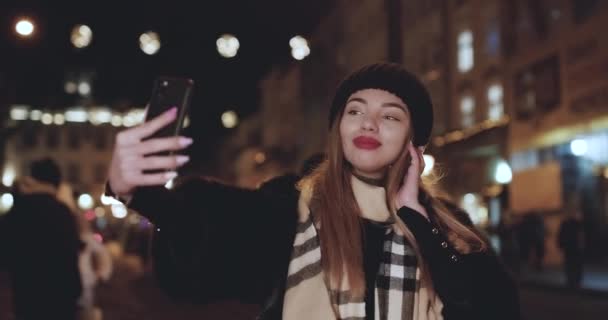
[145, 76, 194, 142]
[143, 77, 194, 174]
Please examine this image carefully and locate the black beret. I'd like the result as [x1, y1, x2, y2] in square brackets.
[329, 62, 434, 146]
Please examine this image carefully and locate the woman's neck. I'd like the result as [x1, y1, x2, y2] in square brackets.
[350, 174, 391, 222]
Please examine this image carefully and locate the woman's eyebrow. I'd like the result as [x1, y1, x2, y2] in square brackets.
[346, 97, 367, 105]
[381, 102, 408, 112]
[346, 97, 409, 113]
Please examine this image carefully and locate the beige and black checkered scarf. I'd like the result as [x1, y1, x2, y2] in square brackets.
[282, 175, 443, 320]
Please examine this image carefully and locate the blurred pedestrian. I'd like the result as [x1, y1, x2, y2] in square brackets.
[518, 212, 545, 271]
[497, 212, 521, 275]
[106, 63, 520, 319]
[558, 211, 584, 289]
[0, 158, 82, 320]
[57, 183, 113, 320]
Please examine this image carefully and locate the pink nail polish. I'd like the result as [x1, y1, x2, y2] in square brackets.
[167, 107, 178, 117]
[165, 171, 178, 180]
[176, 155, 190, 165]
[179, 137, 193, 146]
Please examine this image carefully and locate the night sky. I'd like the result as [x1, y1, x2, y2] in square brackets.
[0, 0, 332, 170]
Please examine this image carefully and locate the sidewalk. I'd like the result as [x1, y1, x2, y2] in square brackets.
[95, 255, 259, 320]
[518, 263, 608, 296]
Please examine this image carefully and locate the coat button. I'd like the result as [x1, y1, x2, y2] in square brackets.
[450, 254, 459, 262]
[432, 228, 439, 234]
[441, 241, 448, 248]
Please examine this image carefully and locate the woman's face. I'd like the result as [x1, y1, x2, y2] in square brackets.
[339, 89, 411, 179]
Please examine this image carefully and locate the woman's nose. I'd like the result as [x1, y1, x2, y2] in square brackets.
[361, 115, 378, 132]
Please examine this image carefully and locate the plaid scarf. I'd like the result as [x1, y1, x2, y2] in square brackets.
[282, 175, 441, 320]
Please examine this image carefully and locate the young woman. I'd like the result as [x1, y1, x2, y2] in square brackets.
[106, 63, 520, 320]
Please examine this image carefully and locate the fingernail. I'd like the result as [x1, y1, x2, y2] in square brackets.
[165, 171, 178, 180]
[179, 137, 193, 146]
[176, 155, 190, 165]
[166, 107, 178, 118]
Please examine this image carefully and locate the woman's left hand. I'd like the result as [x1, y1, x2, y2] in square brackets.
[395, 142, 429, 220]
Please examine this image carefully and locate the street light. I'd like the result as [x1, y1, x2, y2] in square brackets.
[139, 31, 161, 55]
[41, 113, 53, 125]
[494, 160, 512, 184]
[78, 81, 91, 96]
[65, 108, 88, 123]
[29, 110, 42, 121]
[101, 194, 122, 206]
[216, 34, 240, 58]
[570, 139, 587, 156]
[78, 193, 94, 210]
[111, 204, 127, 219]
[0, 193, 14, 213]
[221, 110, 238, 128]
[10, 105, 28, 120]
[111, 115, 123, 127]
[122, 109, 145, 127]
[15, 18, 35, 37]
[71, 24, 93, 48]
[64, 81, 77, 94]
[2, 164, 16, 187]
[89, 108, 112, 125]
[289, 35, 310, 60]
[53, 113, 65, 125]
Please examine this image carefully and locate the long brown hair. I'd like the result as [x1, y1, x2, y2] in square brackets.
[299, 118, 487, 298]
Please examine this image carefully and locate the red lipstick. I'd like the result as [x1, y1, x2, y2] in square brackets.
[353, 136, 381, 150]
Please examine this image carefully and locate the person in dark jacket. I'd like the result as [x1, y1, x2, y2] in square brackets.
[558, 211, 584, 289]
[106, 62, 520, 319]
[0, 158, 82, 320]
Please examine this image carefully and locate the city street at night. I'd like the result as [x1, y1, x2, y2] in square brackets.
[2, 0, 608, 319]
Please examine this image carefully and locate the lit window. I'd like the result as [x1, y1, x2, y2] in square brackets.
[458, 30, 474, 72]
[460, 94, 475, 128]
[487, 83, 504, 120]
[460, 193, 489, 226]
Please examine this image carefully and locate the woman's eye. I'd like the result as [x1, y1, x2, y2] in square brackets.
[384, 115, 400, 121]
[347, 110, 362, 115]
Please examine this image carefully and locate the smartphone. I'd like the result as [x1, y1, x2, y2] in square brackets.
[143, 77, 193, 174]
[144, 76, 194, 141]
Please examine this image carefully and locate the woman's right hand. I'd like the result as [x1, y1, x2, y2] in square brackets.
[108, 107, 193, 199]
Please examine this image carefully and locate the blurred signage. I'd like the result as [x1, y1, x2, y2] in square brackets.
[510, 161, 563, 213]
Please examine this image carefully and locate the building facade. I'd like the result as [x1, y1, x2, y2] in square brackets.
[1, 105, 143, 209]
[503, 0, 608, 261]
[223, 0, 608, 265]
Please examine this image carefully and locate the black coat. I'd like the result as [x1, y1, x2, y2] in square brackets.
[123, 175, 521, 320]
[0, 191, 82, 318]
